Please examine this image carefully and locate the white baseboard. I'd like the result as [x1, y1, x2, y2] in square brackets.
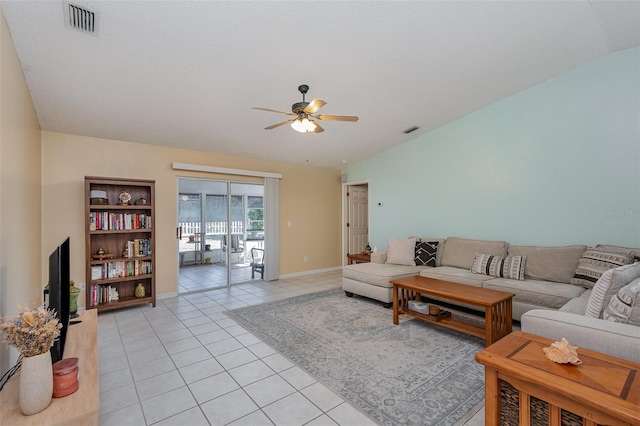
[278, 266, 342, 279]
[157, 292, 179, 300]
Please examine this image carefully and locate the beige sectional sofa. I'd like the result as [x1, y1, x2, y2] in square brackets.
[343, 236, 592, 319]
[342, 251, 428, 308]
[342, 236, 640, 361]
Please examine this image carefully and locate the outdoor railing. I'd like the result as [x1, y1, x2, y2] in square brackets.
[179, 221, 245, 236]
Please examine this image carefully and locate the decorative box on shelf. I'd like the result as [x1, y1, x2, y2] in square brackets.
[89, 190, 108, 205]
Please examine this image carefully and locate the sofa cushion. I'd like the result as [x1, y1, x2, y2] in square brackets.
[470, 253, 526, 280]
[603, 277, 640, 325]
[521, 309, 640, 363]
[440, 237, 508, 269]
[411, 237, 446, 266]
[507, 245, 587, 284]
[414, 241, 439, 267]
[371, 251, 387, 264]
[484, 278, 586, 310]
[386, 238, 417, 266]
[560, 289, 591, 315]
[419, 266, 488, 287]
[570, 249, 636, 288]
[343, 262, 426, 288]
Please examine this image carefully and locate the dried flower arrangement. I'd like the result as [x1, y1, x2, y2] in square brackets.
[0, 305, 62, 357]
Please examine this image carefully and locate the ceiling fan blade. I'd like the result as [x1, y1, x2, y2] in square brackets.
[304, 98, 326, 114]
[313, 122, 325, 133]
[315, 114, 359, 122]
[265, 119, 294, 130]
[253, 107, 295, 116]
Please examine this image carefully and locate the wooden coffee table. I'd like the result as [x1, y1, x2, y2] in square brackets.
[390, 275, 514, 346]
[475, 331, 640, 425]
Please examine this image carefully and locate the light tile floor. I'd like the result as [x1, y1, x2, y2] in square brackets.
[178, 263, 256, 293]
[98, 270, 485, 425]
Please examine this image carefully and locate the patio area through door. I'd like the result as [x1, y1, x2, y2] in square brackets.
[177, 178, 264, 293]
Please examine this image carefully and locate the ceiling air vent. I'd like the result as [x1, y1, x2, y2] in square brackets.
[63, 1, 99, 36]
[403, 125, 419, 134]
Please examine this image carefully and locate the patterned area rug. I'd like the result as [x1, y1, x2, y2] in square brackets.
[226, 289, 485, 425]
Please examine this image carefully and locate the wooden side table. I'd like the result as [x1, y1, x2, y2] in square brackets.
[347, 252, 370, 264]
[475, 331, 640, 426]
[0, 310, 99, 425]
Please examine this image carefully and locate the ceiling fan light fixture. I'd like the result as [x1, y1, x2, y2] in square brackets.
[291, 116, 316, 133]
[255, 84, 357, 133]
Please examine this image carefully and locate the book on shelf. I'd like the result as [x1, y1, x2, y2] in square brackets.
[96, 259, 152, 279]
[89, 212, 152, 231]
[91, 266, 102, 280]
[124, 238, 152, 257]
[89, 284, 121, 307]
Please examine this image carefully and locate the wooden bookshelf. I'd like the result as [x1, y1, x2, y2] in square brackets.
[84, 177, 156, 312]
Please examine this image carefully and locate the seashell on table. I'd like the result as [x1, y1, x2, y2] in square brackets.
[543, 337, 582, 365]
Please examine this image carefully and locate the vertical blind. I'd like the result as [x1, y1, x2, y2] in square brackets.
[263, 177, 280, 281]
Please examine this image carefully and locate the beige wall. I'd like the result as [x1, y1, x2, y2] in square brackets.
[41, 132, 342, 307]
[0, 10, 42, 373]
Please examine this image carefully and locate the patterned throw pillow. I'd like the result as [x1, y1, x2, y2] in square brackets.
[470, 253, 526, 280]
[415, 241, 439, 267]
[603, 277, 640, 325]
[571, 249, 636, 288]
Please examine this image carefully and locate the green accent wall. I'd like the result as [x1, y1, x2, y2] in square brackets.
[346, 47, 640, 249]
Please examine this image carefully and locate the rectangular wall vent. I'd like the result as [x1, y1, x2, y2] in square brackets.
[63, 1, 99, 36]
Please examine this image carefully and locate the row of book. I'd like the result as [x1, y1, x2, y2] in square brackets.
[91, 259, 152, 281]
[88, 284, 119, 307]
[123, 238, 152, 258]
[89, 212, 152, 231]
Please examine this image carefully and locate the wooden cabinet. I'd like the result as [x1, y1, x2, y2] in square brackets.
[85, 177, 156, 311]
[0, 310, 99, 425]
[475, 331, 640, 426]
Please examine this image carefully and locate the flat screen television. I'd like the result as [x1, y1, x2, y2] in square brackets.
[46, 237, 70, 364]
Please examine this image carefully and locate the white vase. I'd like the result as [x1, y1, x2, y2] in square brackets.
[19, 351, 53, 415]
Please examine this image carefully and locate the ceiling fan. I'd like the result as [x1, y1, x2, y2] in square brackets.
[253, 84, 358, 133]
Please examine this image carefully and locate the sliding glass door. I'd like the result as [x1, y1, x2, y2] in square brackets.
[177, 178, 264, 293]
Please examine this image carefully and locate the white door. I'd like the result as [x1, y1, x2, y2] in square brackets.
[348, 185, 369, 254]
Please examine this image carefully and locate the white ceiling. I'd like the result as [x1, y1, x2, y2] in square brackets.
[2, 1, 639, 169]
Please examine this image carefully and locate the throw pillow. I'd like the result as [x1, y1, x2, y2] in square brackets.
[595, 244, 640, 262]
[414, 241, 439, 267]
[502, 255, 527, 280]
[584, 268, 616, 318]
[603, 277, 640, 325]
[610, 261, 640, 288]
[386, 238, 417, 266]
[470, 253, 526, 280]
[571, 249, 636, 288]
[471, 253, 502, 277]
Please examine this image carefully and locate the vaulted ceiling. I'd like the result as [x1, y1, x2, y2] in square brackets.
[2, 1, 639, 169]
